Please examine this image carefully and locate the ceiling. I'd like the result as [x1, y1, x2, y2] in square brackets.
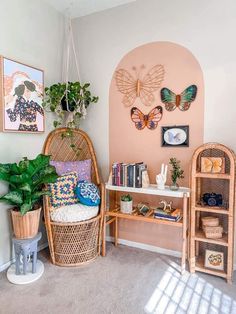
[44, 0, 136, 18]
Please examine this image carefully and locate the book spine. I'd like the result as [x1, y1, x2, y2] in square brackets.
[120, 163, 124, 186]
[112, 163, 117, 186]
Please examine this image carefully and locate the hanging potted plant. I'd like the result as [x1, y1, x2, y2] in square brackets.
[43, 81, 98, 153]
[169, 157, 184, 191]
[0, 154, 58, 239]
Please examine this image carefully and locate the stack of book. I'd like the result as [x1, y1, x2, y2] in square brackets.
[111, 162, 147, 188]
[154, 208, 182, 222]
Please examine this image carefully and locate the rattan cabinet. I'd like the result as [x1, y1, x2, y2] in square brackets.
[189, 143, 235, 283]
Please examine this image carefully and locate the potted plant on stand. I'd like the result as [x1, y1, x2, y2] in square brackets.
[169, 157, 184, 191]
[0, 154, 58, 239]
[120, 194, 133, 214]
[43, 81, 98, 153]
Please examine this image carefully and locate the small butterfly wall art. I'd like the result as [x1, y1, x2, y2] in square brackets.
[115, 65, 165, 107]
[130, 106, 163, 130]
[160, 84, 197, 111]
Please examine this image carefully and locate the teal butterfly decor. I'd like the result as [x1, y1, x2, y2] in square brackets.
[160, 85, 197, 111]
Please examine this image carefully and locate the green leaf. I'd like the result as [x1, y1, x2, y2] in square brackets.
[18, 182, 32, 192]
[20, 203, 32, 216]
[0, 191, 23, 205]
[10, 173, 31, 184]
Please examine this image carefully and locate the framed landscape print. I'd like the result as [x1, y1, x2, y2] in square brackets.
[0, 56, 44, 132]
[161, 125, 189, 147]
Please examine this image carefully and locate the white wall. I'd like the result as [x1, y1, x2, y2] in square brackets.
[0, 0, 64, 268]
[73, 0, 236, 258]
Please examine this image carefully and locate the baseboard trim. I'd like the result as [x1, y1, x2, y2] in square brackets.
[106, 236, 182, 258]
[0, 242, 48, 272]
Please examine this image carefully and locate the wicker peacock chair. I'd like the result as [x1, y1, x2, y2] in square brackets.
[43, 128, 104, 266]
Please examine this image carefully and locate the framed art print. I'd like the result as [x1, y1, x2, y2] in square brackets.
[161, 125, 189, 147]
[0, 56, 44, 132]
[204, 249, 224, 271]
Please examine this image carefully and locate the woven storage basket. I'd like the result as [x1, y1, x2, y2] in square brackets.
[203, 225, 223, 239]
[43, 128, 104, 266]
[201, 216, 219, 227]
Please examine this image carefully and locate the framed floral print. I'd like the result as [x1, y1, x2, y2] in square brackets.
[0, 56, 44, 132]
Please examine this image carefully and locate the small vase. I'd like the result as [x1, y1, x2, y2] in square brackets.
[170, 182, 179, 191]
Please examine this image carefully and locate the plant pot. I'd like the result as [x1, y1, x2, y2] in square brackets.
[170, 182, 179, 191]
[11, 208, 41, 239]
[120, 200, 133, 214]
[61, 96, 76, 112]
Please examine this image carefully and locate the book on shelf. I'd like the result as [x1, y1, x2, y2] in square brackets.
[111, 162, 147, 188]
[154, 208, 182, 222]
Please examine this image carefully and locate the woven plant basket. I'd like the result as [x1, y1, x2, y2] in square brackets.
[11, 208, 41, 239]
[43, 128, 104, 266]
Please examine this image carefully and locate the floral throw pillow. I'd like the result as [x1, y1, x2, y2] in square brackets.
[48, 172, 78, 209]
[50, 159, 91, 182]
[75, 180, 100, 207]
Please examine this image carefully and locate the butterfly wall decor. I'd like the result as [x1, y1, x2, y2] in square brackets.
[130, 106, 163, 130]
[160, 84, 197, 111]
[115, 65, 165, 107]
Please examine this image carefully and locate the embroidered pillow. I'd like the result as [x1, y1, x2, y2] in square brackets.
[50, 159, 91, 182]
[75, 180, 100, 207]
[48, 172, 78, 209]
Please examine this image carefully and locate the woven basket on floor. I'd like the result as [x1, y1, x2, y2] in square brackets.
[43, 128, 104, 266]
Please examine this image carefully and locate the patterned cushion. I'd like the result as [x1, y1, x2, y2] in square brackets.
[50, 159, 91, 182]
[75, 180, 100, 206]
[48, 172, 78, 209]
[50, 203, 99, 223]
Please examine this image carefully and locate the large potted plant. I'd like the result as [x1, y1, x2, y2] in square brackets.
[0, 154, 58, 239]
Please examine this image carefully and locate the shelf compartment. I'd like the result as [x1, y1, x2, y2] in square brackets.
[194, 205, 229, 215]
[105, 209, 183, 228]
[195, 229, 228, 246]
[195, 256, 227, 278]
[195, 172, 231, 179]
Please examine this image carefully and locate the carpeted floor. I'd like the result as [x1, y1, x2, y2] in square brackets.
[0, 243, 236, 314]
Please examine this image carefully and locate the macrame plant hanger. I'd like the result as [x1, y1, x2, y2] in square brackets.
[62, 14, 83, 126]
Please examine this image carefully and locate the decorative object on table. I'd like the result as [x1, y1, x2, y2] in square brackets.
[137, 203, 150, 216]
[43, 128, 104, 266]
[111, 162, 146, 188]
[156, 163, 168, 190]
[142, 169, 150, 188]
[120, 194, 133, 214]
[202, 193, 223, 207]
[7, 232, 44, 285]
[0, 56, 44, 132]
[169, 157, 184, 191]
[204, 249, 224, 271]
[201, 157, 225, 173]
[190, 142, 236, 283]
[130, 106, 163, 130]
[0, 154, 57, 239]
[161, 125, 189, 147]
[159, 200, 173, 213]
[115, 64, 165, 107]
[160, 84, 197, 111]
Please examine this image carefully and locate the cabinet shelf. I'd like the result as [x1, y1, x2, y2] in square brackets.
[194, 205, 229, 215]
[195, 257, 227, 278]
[195, 230, 228, 246]
[195, 172, 231, 179]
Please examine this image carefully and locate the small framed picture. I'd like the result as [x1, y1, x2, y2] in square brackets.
[161, 125, 189, 147]
[204, 249, 224, 270]
[201, 157, 225, 174]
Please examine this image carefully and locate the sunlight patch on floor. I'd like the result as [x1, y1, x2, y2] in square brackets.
[144, 261, 236, 314]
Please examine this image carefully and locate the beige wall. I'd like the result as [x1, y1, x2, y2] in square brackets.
[0, 0, 64, 268]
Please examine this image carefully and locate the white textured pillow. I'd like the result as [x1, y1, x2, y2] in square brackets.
[50, 203, 99, 223]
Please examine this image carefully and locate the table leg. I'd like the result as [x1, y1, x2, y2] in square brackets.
[115, 217, 118, 247]
[181, 193, 188, 274]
